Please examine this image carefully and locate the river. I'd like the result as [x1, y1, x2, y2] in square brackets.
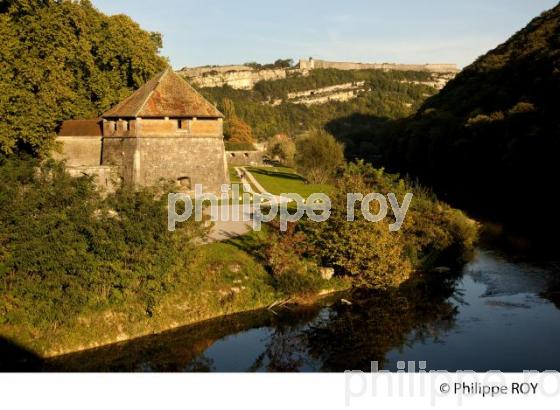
[45, 247, 560, 372]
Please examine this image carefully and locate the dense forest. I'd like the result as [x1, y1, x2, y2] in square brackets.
[198, 68, 438, 143]
[0, 0, 168, 156]
[335, 3, 560, 242]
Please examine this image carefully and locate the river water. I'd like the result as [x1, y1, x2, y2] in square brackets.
[46, 247, 560, 372]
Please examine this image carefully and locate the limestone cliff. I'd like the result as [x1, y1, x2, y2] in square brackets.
[177, 58, 460, 90]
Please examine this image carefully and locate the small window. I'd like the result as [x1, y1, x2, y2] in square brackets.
[230, 153, 236, 157]
[244, 153, 249, 158]
[178, 119, 188, 130]
[178, 176, 191, 190]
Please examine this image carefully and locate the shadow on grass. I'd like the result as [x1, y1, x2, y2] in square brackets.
[224, 230, 269, 266]
[248, 167, 306, 182]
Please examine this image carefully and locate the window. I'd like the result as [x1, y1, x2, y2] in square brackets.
[178, 119, 189, 130]
[178, 176, 191, 190]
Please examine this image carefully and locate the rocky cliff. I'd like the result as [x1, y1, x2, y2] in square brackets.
[177, 58, 459, 90]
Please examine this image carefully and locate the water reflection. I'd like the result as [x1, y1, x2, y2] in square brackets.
[44, 248, 560, 372]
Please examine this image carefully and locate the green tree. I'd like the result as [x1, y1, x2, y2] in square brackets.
[295, 129, 344, 184]
[0, 0, 168, 156]
[303, 163, 413, 289]
[267, 133, 296, 165]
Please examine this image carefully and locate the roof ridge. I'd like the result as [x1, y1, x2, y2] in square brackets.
[102, 68, 223, 118]
[133, 69, 169, 117]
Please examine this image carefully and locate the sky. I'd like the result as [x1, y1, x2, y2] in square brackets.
[92, 0, 558, 69]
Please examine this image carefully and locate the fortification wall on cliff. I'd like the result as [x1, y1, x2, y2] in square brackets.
[300, 59, 459, 73]
[177, 59, 459, 89]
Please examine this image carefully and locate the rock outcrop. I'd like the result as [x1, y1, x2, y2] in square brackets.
[177, 58, 460, 90]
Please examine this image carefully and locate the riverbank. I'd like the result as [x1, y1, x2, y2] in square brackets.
[0, 239, 350, 359]
[42, 246, 560, 372]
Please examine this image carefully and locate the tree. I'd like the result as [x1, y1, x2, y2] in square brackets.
[0, 0, 168, 156]
[227, 117, 255, 146]
[295, 129, 344, 184]
[267, 133, 296, 165]
[302, 163, 413, 289]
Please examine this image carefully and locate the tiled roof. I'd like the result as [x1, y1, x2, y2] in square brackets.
[58, 119, 102, 136]
[102, 68, 223, 118]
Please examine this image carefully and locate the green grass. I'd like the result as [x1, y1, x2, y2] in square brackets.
[247, 166, 332, 198]
[215, 167, 254, 205]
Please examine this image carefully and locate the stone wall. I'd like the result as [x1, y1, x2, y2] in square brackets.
[102, 118, 223, 138]
[226, 151, 264, 166]
[101, 136, 138, 184]
[131, 137, 230, 192]
[65, 165, 120, 193]
[299, 58, 459, 73]
[53, 136, 102, 167]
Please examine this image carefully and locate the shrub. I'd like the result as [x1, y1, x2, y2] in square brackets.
[295, 129, 344, 184]
[263, 222, 322, 296]
[0, 157, 206, 328]
[302, 161, 478, 289]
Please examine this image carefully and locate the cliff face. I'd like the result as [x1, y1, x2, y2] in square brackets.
[178, 67, 299, 89]
[177, 58, 459, 90]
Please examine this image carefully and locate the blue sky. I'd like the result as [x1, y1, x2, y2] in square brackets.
[92, 0, 558, 69]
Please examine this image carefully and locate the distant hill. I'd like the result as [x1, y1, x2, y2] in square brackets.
[178, 58, 458, 90]
[365, 3, 560, 241]
[197, 68, 443, 142]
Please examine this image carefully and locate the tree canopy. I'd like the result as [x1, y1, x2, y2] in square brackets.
[0, 0, 168, 156]
[354, 3, 560, 240]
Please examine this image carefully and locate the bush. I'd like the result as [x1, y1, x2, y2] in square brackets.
[267, 134, 296, 165]
[263, 222, 322, 296]
[0, 157, 206, 328]
[295, 129, 344, 184]
[301, 161, 478, 289]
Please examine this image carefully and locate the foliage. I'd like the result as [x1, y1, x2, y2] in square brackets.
[227, 116, 255, 145]
[198, 68, 438, 142]
[340, 4, 560, 240]
[244, 58, 294, 70]
[0, 157, 205, 330]
[267, 133, 296, 165]
[295, 129, 344, 184]
[301, 161, 479, 289]
[0, 0, 168, 156]
[263, 222, 323, 296]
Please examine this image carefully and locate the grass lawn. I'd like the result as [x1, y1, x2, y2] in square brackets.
[246, 166, 332, 198]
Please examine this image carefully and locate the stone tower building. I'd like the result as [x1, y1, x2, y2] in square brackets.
[56, 68, 229, 193]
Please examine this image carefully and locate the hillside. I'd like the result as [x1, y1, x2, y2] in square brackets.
[197, 68, 443, 142]
[360, 3, 560, 240]
[178, 58, 458, 90]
